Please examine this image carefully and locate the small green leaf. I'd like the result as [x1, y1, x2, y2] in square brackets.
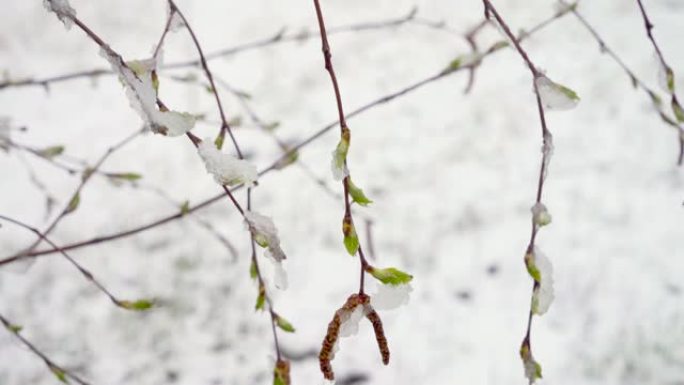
[342, 216, 359, 256]
[368, 266, 413, 285]
[343, 233, 359, 256]
[214, 133, 225, 150]
[672, 97, 684, 123]
[332, 135, 350, 174]
[649, 90, 663, 106]
[255, 285, 266, 311]
[275, 315, 296, 333]
[264, 121, 280, 131]
[275, 149, 298, 170]
[490, 40, 510, 52]
[446, 58, 461, 72]
[180, 200, 190, 215]
[110, 172, 142, 181]
[348, 179, 373, 206]
[666, 66, 675, 93]
[254, 233, 269, 248]
[8, 324, 22, 333]
[39, 145, 64, 159]
[249, 260, 258, 280]
[119, 299, 154, 311]
[49, 365, 68, 383]
[273, 376, 286, 385]
[63, 193, 80, 215]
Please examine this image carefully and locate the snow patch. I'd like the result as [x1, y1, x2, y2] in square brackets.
[198, 140, 258, 187]
[371, 283, 412, 310]
[43, 0, 75, 30]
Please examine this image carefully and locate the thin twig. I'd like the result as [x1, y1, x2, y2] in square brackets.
[0, 313, 92, 385]
[482, 1, 556, 381]
[0, 8, 420, 91]
[6, 7, 571, 262]
[0, 215, 126, 308]
[633, 0, 684, 165]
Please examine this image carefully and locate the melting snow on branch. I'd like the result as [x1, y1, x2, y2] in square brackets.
[99, 47, 195, 136]
[43, 0, 76, 30]
[535, 74, 580, 110]
[244, 211, 288, 289]
[530, 248, 554, 315]
[198, 139, 258, 187]
[531, 202, 552, 227]
[371, 283, 412, 310]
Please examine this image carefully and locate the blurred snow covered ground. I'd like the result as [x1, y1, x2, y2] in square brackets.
[1, 0, 684, 384]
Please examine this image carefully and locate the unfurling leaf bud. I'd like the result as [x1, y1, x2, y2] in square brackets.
[366, 266, 413, 286]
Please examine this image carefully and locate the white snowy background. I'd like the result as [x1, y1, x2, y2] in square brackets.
[1, 0, 684, 384]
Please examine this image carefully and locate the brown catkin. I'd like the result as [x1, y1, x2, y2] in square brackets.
[365, 305, 390, 365]
[318, 293, 371, 380]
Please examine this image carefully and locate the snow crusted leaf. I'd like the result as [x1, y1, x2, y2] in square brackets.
[520, 343, 542, 384]
[535, 74, 580, 110]
[99, 47, 195, 136]
[119, 299, 155, 311]
[371, 283, 412, 310]
[368, 267, 413, 286]
[271, 259, 288, 290]
[244, 211, 286, 262]
[331, 129, 350, 181]
[530, 248, 554, 315]
[531, 202, 552, 227]
[43, 0, 76, 30]
[198, 139, 258, 187]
